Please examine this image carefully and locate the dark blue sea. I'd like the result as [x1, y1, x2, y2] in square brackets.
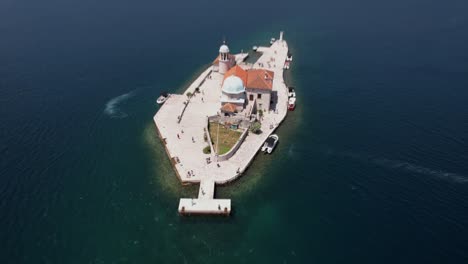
[1, 0, 468, 263]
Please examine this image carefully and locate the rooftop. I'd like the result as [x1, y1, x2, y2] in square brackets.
[222, 75, 245, 94]
[219, 44, 229, 53]
[221, 103, 238, 113]
[246, 69, 275, 90]
[223, 65, 248, 85]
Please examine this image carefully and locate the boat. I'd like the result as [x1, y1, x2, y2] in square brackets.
[261, 134, 279, 154]
[283, 61, 290, 70]
[252, 46, 258, 52]
[286, 52, 293, 61]
[288, 87, 296, 98]
[288, 97, 296, 111]
[156, 92, 169, 105]
[270, 38, 276, 45]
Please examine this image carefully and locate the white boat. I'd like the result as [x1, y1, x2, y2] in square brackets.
[283, 61, 290, 70]
[286, 53, 293, 61]
[156, 92, 169, 105]
[261, 134, 279, 154]
[288, 87, 296, 98]
[252, 46, 258, 51]
[288, 97, 296, 111]
[270, 38, 276, 45]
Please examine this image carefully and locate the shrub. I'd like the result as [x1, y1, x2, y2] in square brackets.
[250, 121, 262, 134]
[203, 145, 211, 154]
[186, 92, 192, 98]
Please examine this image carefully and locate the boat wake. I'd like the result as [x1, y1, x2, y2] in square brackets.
[325, 148, 468, 184]
[373, 157, 468, 184]
[104, 91, 135, 118]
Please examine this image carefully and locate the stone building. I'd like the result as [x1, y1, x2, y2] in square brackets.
[245, 69, 274, 112]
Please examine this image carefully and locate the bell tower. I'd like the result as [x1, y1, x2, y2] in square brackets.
[218, 42, 231, 74]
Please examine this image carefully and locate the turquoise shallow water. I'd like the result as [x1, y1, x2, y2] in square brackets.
[1, 0, 468, 263]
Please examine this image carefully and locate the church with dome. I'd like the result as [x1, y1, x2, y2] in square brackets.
[212, 42, 274, 115]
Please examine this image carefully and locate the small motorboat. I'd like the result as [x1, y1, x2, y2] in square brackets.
[288, 87, 296, 98]
[288, 97, 296, 111]
[283, 61, 290, 70]
[156, 92, 169, 105]
[270, 38, 276, 45]
[286, 53, 293, 62]
[252, 46, 258, 52]
[261, 134, 279, 154]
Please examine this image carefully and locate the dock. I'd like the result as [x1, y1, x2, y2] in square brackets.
[154, 32, 290, 215]
[178, 198, 231, 215]
[178, 179, 231, 215]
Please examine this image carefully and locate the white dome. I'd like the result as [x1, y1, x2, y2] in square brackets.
[222, 76, 245, 94]
[219, 44, 230, 53]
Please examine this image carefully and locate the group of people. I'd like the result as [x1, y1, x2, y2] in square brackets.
[186, 170, 195, 178]
[178, 129, 196, 142]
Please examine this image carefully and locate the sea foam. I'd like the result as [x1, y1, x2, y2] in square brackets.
[104, 91, 135, 118]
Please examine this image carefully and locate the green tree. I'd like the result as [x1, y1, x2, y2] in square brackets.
[250, 121, 262, 134]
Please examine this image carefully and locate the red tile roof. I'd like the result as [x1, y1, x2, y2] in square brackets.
[221, 103, 237, 113]
[223, 65, 248, 85]
[246, 69, 274, 90]
[213, 55, 220, 65]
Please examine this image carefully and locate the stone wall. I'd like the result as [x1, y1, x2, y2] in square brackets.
[206, 115, 250, 162]
[208, 115, 251, 130]
[216, 128, 248, 162]
[204, 117, 216, 157]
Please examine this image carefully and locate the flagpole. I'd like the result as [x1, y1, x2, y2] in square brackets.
[216, 122, 220, 156]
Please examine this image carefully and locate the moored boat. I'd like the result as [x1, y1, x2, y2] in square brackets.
[288, 97, 296, 111]
[252, 46, 258, 52]
[286, 52, 293, 61]
[288, 87, 296, 98]
[270, 38, 276, 45]
[156, 92, 169, 105]
[261, 134, 279, 154]
[283, 61, 290, 70]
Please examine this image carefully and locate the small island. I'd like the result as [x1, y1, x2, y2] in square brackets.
[154, 31, 291, 215]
